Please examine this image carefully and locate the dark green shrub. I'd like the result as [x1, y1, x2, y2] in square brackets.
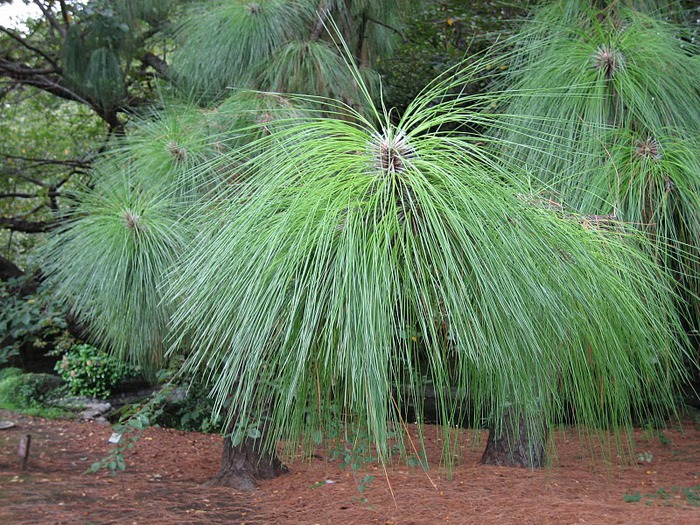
[0, 372, 64, 409]
[0, 367, 23, 382]
[55, 344, 132, 399]
[0, 275, 75, 365]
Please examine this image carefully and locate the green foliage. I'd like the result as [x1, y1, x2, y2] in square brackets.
[624, 485, 700, 506]
[41, 93, 311, 373]
[258, 39, 378, 105]
[41, 165, 191, 373]
[0, 275, 73, 365]
[171, 0, 402, 107]
[154, 379, 222, 433]
[113, 103, 222, 201]
[61, 0, 173, 110]
[172, 0, 310, 98]
[624, 491, 642, 503]
[0, 366, 23, 381]
[490, 0, 700, 334]
[0, 371, 64, 409]
[0, 88, 106, 264]
[380, 0, 531, 113]
[54, 343, 132, 399]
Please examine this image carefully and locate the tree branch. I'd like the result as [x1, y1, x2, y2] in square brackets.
[0, 216, 57, 233]
[33, 0, 67, 38]
[0, 58, 91, 106]
[367, 17, 407, 42]
[2, 152, 90, 168]
[58, 0, 71, 28]
[0, 57, 59, 76]
[0, 190, 62, 199]
[0, 61, 123, 130]
[141, 52, 169, 79]
[0, 192, 40, 199]
[0, 26, 60, 68]
[5, 171, 48, 187]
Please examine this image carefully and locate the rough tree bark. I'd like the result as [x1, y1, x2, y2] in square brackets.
[207, 419, 287, 491]
[480, 406, 546, 468]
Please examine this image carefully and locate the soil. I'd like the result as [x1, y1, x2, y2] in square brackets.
[1, 410, 699, 525]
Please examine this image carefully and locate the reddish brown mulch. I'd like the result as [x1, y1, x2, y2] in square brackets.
[1, 410, 699, 524]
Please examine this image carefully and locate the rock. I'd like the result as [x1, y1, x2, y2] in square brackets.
[79, 401, 113, 422]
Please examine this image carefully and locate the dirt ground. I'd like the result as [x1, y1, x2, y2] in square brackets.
[0, 410, 699, 525]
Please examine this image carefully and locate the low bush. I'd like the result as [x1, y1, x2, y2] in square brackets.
[55, 344, 133, 399]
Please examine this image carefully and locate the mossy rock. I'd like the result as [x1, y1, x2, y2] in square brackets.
[0, 372, 65, 410]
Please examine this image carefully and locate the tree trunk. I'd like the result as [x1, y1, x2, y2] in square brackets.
[0, 255, 25, 281]
[207, 421, 287, 491]
[0, 255, 39, 296]
[480, 407, 546, 468]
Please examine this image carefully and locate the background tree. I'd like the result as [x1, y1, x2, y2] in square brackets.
[1, 0, 407, 374]
[1, 0, 176, 267]
[171, 0, 406, 106]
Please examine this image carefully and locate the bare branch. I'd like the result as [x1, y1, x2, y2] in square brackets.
[0, 58, 91, 106]
[9, 172, 48, 187]
[367, 17, 406, 41]
[0, 189, 62, 199]
[0, 192, 40, 199]
[32, 0, 67, 38]
[58, 0, 71, 28]
[0, 59, 59, 75]
[0, 216, 57, 233]
[2, 152, 90, 168]
[141, 52, 169, 79]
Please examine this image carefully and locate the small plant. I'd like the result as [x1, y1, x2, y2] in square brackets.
[682, 485, 700, 507]
[637, 451, 654, 463]
[329, 434, 378, 472]
[407, 452, 428, 469]
[87, 410, 150, 475]
[623, 485, 700, 507]
[55, 343, 132, 399]
[356, 474, 375, 497]
[624, 491, 642, 503]
[641, 422, 672, 446]
[87, 383, 174, 475]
